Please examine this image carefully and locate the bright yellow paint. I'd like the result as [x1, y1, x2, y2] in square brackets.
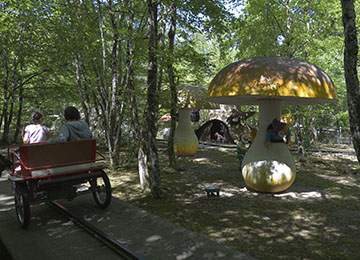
[174, 142, 198, 156]
[207, 57, 338, 102]
[242, 160, 296, 193]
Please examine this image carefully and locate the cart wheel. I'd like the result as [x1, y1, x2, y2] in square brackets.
[91, 171, 112, 209]
[14, 183, 30, 229]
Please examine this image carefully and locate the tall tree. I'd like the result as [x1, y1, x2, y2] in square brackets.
[1, 0, 51, 144]
[167, 2, 177, 168]
[341, 0, 360, 163]
[146, 0, 161, 198]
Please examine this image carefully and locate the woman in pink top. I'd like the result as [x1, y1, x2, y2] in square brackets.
[22, 112, 50, 144]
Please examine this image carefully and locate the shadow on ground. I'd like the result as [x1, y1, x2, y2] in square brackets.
[110, 144, 360, 260]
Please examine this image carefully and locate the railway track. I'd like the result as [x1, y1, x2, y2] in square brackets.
[47, 201, 144, 260]
[197, 141, 356, 155]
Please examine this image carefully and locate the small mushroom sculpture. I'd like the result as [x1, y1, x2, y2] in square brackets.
[162, 85, 219, 156]
[207, 56, 338, 192]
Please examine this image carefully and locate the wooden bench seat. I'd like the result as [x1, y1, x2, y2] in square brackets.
[11, 139, 105, 178]
[30, 162, 106, 177]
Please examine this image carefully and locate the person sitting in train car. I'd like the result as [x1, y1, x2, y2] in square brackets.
[50, 106, 92, 143]
[22, 111, 50, 144]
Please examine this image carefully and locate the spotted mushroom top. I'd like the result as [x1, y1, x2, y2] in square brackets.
[161, 85, 220, 109]
[207, 56, 338, 105]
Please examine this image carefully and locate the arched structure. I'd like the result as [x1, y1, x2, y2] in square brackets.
[195, 119, 235, 144]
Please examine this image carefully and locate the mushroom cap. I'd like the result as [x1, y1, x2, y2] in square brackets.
[162, 84, 220, 109]
[159, 114, 171, 122]
[207, 56, 338, 105]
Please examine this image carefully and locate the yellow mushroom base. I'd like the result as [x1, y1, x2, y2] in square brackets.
[174, 142, 198, 156]
[242, 160, 296, 193]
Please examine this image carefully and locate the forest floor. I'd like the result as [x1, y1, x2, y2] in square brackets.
[109, 142, 360, 260]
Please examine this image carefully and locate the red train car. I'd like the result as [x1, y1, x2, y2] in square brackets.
[7, 139, 111, 229]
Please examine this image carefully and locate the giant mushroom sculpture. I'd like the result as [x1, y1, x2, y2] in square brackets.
[162, 85, 219, 156]
[207, 56, 338, 193]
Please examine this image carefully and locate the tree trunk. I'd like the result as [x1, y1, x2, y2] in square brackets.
[0, 45, 9, 130]
[13, 61, 24, 143]
[1, 55, 19, 145]
[167, 2, 177, 168]
[108, 0, 124, 166]
[1, 48, 9, 142]
[341, 0, 360, 163]
[294, 105, 305, 161]
[75, 54, 90, 125]
[2, 78, 16, 145]
[158, 3, 166, 93]
[95, 0, 126, 167]
[284, 0, 305, 160]
[147, 0, 161, 198]
[126, 0, 150, 190]
[96, 0, 113, 165]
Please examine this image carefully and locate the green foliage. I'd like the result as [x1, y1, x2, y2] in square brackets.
[0, 0, 353, 147]
[222, 0, 350, 143]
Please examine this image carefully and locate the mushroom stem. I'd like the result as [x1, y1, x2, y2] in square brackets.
[259, 100, 282, 129]
[242, 100, 296, 193]
[174, 109, 199, 156]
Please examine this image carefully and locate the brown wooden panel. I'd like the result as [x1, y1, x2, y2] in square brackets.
[20, 139, 96, 168]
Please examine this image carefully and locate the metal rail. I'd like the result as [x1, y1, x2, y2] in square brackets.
[159, 139, 355, 155]
[47, 202, 144, 260]
[197, 141, 356, 155]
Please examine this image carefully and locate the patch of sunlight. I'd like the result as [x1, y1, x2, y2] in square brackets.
[315, 173, 359, 187]
[220, 191, 235, 197]
[0, 194, 13, 204]
[285, 235, 295, 241]
[293, 214, 324, 223]
[175, 247, 197, 260]
[218, 147, 234, 152]
[0, 176, 10, 182]
[111, 174, 137, 182]
[243, 212, 262, 219]
[349, 225, 359, 230]
[207, 230, 223, 239]
[224, 210, 240, 215]
[342, 195, 360, 200]
[146, 234, 162, 243]
[324, 226, 341, 238]
[274, 191, 339, 200]
[0, 194, 14, 211]
[192, 157, 210, 163]
[181, 197, 198, 204]
[238, 186, 263, 197]
[259, 232, 273, 238]
[295, 229, 312, 239]
[0, 207, 12, 212]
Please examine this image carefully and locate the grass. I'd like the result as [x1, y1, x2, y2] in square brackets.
[108, 143, 360, 260]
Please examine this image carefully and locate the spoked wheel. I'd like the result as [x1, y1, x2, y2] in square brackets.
[90, 171, 112, 209]
[14, 183, 30, 229]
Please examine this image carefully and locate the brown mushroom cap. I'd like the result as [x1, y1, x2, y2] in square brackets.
[161, 84, 220, 109]
[207, 56, 338, 105]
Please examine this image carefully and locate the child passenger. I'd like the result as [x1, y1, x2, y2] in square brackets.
[22, 112, 50, 144]
[237, 133, 249, 169]
[50, 106, 92, 143]
[265, 119, 291, 149]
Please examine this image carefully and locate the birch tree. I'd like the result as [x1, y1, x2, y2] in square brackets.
[146, 0, 161, 198]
